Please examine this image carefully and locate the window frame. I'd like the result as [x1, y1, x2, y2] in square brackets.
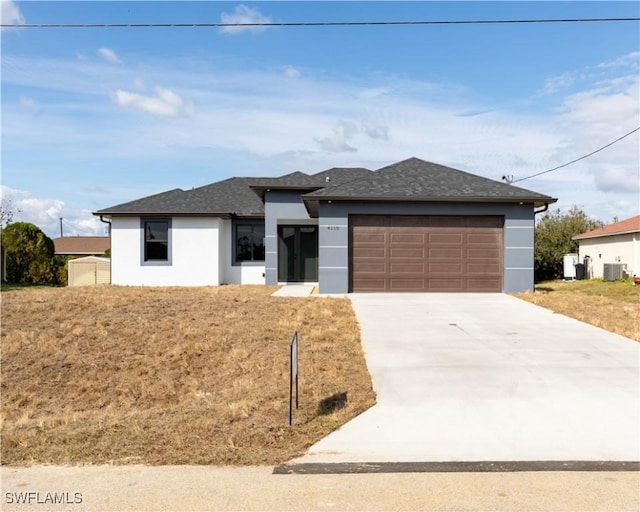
[140, 218, 172, 266]
[233, 219, 265, 265]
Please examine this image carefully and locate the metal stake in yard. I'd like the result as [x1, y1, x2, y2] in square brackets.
[289, 331, 299, 426]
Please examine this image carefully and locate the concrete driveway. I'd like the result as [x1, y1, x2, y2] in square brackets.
[291, 293, 640, 464]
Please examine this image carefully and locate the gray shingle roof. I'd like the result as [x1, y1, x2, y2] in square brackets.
[249, 167, 374, 199]
[95, 178, 264, 216]
[95, 158, 556, 217]
[304, 157, 556, 204]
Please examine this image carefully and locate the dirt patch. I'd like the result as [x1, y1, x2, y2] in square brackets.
[513, 280, 639, 342]
[1, 285, 375, 465]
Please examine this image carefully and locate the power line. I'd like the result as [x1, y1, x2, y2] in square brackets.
[512, 127, 640, 183]
[2, 17, 639, 29]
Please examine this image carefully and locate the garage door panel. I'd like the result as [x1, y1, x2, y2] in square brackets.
[467, 262, 501, 274]
[351, 215, 503, 292]
[429, 233, 464, 244]
[428, 262, 463, 274]
[389, 262, 424, 273]
[468, 233, 501, 244]
[355, 262, 387, 273]
[389, 279, 426, 290]
[429, 247, 463, 259]
[353, 232, 387, 244]
[467, 248, 500, 259]
[353, 278, 387, 291]
[467, 278, 502, 291]
[390, 247, 424, 258]
[390, 233, 424, 244]
[355, 247, 387, 258]
[428, 278, 464, 291]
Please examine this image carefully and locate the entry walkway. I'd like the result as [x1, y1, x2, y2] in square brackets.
[290, 293, 640, 464]
[271, 284, 316, 297]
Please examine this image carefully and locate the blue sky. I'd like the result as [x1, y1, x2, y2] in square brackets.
[2, 1, 639, 237]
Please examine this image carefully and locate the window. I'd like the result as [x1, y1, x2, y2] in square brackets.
[143, 219, 170, 263]
[235, 222, 265, 262]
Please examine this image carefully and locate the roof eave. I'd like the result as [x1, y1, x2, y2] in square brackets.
[302, 195, 557, 208]
[573, 229, 640, 240]
[92, 211, 237, 218]
[249, 184, 325, 201]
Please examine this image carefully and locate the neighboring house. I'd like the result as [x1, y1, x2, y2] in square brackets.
[573, 215, 640, 279]
[94, 157, 556, 293]
[53, 236, 110, 257]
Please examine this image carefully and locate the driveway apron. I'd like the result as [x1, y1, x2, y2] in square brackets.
[291, 293, 640, 463]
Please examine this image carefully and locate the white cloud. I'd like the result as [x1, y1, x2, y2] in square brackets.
[593, 165, 640, 194]
[283, 66, 300, 79]
[362, 121, 389, 140]
[0, 185, 105, 237]
[358, 87, 390, 100]
[19, 96, 37, 108]
[1, 185, 64, 233]
[553, 72, 639, 194]
[3, 49, 638, 224]
[542, 72, 576, 95]
[98, 47, 121, 64]
[219, 5, 272, 35]
[597, 51, 640, 70]
[1, 0, 25, 29]
[315, 121, 359, 153]
[112, 87, 194, 117]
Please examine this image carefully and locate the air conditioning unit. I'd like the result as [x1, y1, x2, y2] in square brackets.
[603, 263, 626, 281]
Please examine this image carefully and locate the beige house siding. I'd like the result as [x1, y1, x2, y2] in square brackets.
[577, 233, 639, 279]
[68, 256, 111, 286]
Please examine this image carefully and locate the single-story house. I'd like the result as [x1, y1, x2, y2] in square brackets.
[573, 215, 640, 279]
[53, 236, 110, 257]
[94, 157, 556, 293]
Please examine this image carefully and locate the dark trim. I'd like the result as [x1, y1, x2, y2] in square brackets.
[273, 460, 640, 475]
[534, 202, 550, 216]
[232, 219, 266, 265]
[140, 218, 172, 266]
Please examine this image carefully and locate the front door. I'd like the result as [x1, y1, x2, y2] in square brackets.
[278, 225, 318, 282]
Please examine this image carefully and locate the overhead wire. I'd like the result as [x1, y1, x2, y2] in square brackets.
[512, 127, 640, 183]
[2, 17, 640, 28]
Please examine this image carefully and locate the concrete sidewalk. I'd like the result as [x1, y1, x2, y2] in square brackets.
[291, 293, 640, 464]
[2, 465, 638, 512]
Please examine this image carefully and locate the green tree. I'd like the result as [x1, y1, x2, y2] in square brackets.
[1, 222, 63, 285]
[535, 206, 604, 282]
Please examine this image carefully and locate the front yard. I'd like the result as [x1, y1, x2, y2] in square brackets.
[513, 279, 640, 342]
[0, 285, 375, 466]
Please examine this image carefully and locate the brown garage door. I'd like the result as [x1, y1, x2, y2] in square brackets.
[350, 215, 503, 292]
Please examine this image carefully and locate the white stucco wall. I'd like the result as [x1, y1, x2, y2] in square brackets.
[219, 219, 266, 285]
[111, 217, 221, 286]
[577, 233, 639, 278]
[110, 217, 265, 287]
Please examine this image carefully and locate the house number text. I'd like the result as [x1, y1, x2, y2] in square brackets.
[326, 226, 341, 231]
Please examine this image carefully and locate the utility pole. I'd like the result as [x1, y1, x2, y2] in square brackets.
[60, 217, 63, 237]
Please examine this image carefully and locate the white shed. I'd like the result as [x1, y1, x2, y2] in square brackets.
[67, 256, 111, 286]
[573, 215, 640, 279]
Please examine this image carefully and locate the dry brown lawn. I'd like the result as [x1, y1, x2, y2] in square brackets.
[513, 280, 640, 342]
[1, 285, 375, 466]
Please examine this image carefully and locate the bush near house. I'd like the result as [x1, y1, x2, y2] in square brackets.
[1, 222, 65, 285]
